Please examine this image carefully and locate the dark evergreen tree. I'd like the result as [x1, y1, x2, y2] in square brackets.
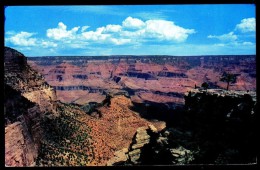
[220, 72, 237, 90]
[201, 82, 209, 91]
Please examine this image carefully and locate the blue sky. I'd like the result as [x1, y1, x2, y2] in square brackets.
[4, 5, 255, 56]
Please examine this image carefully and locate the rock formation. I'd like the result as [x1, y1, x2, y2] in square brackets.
[28, 54, 256, 108]
[127, 126, 151, 164]
[4, 47, 57, 166]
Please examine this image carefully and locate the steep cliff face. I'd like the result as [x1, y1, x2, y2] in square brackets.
[4, 47, 58, 166]
[4, 47, 57, 115]
[5, 84, 41, 166]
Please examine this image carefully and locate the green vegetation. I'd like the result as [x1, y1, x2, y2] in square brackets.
[36, 103, 94, 166]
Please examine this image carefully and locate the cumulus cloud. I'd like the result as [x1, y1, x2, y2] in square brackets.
[7, 31, 37, 46]
[120, 19, 195, 42]
[144, 20, 195, 42]
[104, 24, 122, 32]
[235, 18, 255, 33]
[47, 22, 80, 40]
[82, 28, 110, 41]
[122, 16, 145, 29]
[120, 29, 145, 38]
[79, 17, 194, 45]
[208, 32, 237, 42]
[23, 17, 195, 49]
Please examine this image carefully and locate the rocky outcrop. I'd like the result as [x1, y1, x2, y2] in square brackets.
[4, 47, 58, 166]
[184, 89, 256, 122]
[4, 47, 57, 115]
[127, 127, 151, 164]
[106, 148, 129, 166]
[107, 125, 195, 165]
[4, 47, 27, 72]
[106, 126, 152, 165]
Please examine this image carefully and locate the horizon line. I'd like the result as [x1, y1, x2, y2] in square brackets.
[27, 54, 256, 57]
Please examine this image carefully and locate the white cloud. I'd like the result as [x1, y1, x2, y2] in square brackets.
[7, 31, 37, 46]
[120, 19, 195, 43]
[208, 32, 237, 42]
[47, 22, 80, 40]
[104, 24, 122, 32]
[82, 29, 110, 41]
[45, 18, 195, 47]
[144, 20, 195, 42]
[7, 17, 195, 51]
[120, 29, 145, 38]
[41, 41, 58, 48]
[235, 18, 255, 33]
[122, 17, 145, 29]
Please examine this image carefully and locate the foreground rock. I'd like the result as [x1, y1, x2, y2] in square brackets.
[4, 47, 58, 166]
[5, 122, 37, 166]
[107, 124, 195, 165]
[128, 127, 151, 164]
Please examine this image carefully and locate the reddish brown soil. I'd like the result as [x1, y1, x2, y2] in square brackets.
[76, 95, 163, 166]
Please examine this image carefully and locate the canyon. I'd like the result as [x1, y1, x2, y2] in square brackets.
[4, 47, 164, 166]
[4, 47, 257, 166]
[28, 54, 256, 111]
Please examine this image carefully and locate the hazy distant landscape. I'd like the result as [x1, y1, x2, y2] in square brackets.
[4, 4, 256, 167]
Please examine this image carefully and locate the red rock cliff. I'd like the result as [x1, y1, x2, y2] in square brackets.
[4, 47, 58, 166]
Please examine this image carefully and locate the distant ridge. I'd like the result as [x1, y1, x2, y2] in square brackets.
[28, 54, 256, 58]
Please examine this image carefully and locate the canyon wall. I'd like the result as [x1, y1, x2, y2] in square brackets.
[28, 55, 256, 109]
[4, 47, 58, 166]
